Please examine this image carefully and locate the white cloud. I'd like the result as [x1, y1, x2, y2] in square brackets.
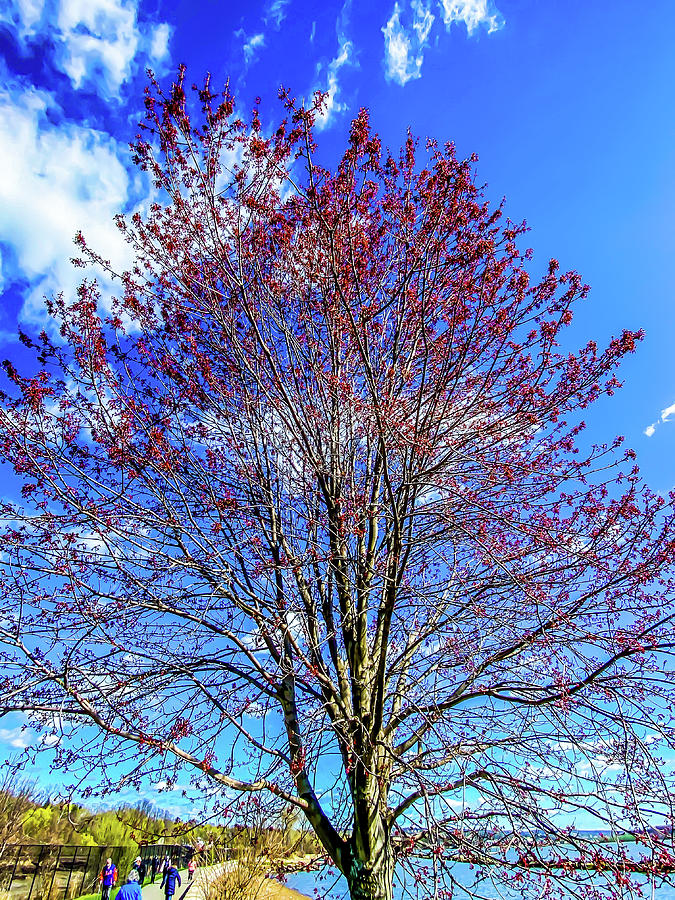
[0, 83, 134, 329]
[383, 4, 414, 85]
[151, 780, 189, 792]
[383, 0, 501, 86]
[439, 0, 503, 34]
[661, 402, 675, 423]
[383, 2, 427, 86]
[0, 0, 43, 37]
[643, 400, 675, 438]
[55, 0, 139, 94]
[0, 0, 172, 99]
[413, 0, 435, 44]
[0, 726, 33, 748]
[149, 22, 171, 63]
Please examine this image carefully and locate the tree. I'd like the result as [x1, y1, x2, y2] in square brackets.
[0, 772, 42, 860]
[1, 69, 675, 900]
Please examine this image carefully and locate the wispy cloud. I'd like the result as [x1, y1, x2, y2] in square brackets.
[644, 401, 675, 438]
[383, 0, 502, 86]
[235, 30, 266, 68]
[233, 0, 288, 77]
[264, 0, 290, 30]
[316, 40, 355, 130]
[314, 0, 356, 130]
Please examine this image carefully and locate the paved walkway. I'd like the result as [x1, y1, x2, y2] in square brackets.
[134, 861, 309, 900]
[139, 864, 225, 900]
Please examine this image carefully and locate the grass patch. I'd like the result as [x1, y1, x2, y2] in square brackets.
[73, 889, 121, 900]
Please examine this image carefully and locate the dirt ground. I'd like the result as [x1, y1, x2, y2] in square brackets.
[255, 880, 311, 900]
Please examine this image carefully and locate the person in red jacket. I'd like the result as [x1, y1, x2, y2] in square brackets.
[99, 858, 118, 900]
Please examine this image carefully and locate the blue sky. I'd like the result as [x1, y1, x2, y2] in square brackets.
[1, 0, 675, 813]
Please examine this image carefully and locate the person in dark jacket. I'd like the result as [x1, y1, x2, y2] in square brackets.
[160, 861, 181, 899]
[116, 870, 142, 900]
[150, 857, 159, 884]
[132, 858, 147, 885]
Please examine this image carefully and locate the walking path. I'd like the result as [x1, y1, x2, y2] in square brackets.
[139, 866, 215, 900]
[137, 862, 309, 900]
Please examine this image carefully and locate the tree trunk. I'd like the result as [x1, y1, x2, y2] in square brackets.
[346, 802, 395, 900]
[346, 850, 394, 900]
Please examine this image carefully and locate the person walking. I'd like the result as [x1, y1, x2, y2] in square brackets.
[131, 858, 146, 885]
[150, 857, 159, 884]
[160, 860, 181, 900]
[187, 859, 196, 883]
[115, 871, 142, 900]
[99, 858, 118, 900]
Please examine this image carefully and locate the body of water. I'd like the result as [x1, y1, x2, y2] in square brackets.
[283, 857, 675, 900]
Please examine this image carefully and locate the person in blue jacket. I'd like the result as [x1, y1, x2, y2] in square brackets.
[99, 859, 118, 900]
[160, 860, 181, 899]
[115, 870, 142, 900]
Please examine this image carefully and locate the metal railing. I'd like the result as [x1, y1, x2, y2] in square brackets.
[0, 843, 193, 900]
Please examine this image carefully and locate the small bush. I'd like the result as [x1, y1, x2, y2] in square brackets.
[199, 828, 288, 900]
